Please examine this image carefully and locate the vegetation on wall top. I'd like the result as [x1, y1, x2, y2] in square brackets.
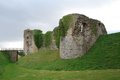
[53, 27, 60, 48]
[44, 31, 52, 47]
[59, 14, 73, 37]
[33, 29, 43, 49]
[31, 15, 74, 49]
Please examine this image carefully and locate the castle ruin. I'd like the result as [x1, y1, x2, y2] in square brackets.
[24, 13, 107, 59]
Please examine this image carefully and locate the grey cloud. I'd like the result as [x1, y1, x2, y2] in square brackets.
[0, 0, 112, 42]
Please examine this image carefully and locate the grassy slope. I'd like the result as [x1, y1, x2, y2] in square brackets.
[0, 52, 10, 75]
[2, 64, 120, 80]
[18, 32, 120, 70]
[0, 52, 10, 80]
[1, 32, 120, 80]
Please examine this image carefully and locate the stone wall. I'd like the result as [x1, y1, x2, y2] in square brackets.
[9, 51, 18, 62]
[24, 29, 58, 54]
[60, 14, 107, 59]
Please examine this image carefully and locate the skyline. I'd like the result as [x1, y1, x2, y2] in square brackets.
[0, 0, 120, 48]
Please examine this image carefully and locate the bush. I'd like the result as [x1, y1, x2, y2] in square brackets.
[18, 52, 25, 56]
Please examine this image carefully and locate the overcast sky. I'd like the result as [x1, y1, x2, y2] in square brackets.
[0, 0, 120, 49]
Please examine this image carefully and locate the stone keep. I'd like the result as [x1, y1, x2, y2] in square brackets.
[24, 29, 38, 54]
[60, 14, 107, 59]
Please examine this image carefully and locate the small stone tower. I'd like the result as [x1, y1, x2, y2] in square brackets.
[24, 29, 38, 54]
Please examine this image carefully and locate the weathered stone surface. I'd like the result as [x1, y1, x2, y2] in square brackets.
[60, 13, 107, 59]
[24, 29, 38, 54]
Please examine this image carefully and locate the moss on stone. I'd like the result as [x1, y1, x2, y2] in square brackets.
[90, 20, 97, 35]
[33, 29, 43, 49]
[59, 14, 73, 37]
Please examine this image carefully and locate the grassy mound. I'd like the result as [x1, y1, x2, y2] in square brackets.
[18, 32, 120, 70]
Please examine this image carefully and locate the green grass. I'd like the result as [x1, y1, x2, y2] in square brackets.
[18, 50, 59, 70]
[0, 52, 10, 75]
[18, 32, 120, 70]
[1, 64, 120, 80]
[1, 32, 120, 80]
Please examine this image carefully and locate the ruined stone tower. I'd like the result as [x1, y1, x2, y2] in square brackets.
[24, 29, 38, 54]
[59, 13, 107, 59]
